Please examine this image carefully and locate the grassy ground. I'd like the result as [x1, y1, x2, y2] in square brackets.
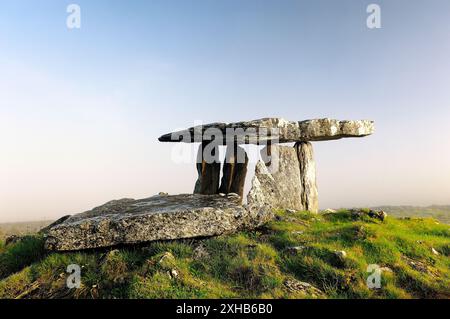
[0, 210, 449, 299]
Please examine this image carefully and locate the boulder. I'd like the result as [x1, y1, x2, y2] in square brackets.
[45, 194, 272, 251]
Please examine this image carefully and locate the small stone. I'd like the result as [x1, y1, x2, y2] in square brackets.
[158, 192, 169, 196]
[283, 279, 324, 297]
[292, 231, 304, 235]
[227, 192, 240, 198]
[322, 208, 337, 214]
[286, 209, 296, 214]
[169, 269, 179, 279]
[368, 210, 387, 221]
[219, 193, 226, 197]
[431, 248, 439, 256]
[334, 250, 347, 261]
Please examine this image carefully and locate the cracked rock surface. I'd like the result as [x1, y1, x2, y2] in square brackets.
[45, 194, 272, 251]
[159, 117, 374, 144]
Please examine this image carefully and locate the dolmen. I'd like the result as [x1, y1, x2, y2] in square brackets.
[44, 118, 374, 251]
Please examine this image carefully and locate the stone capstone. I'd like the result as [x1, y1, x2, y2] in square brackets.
[44, 194, 273, 251]
[158, 118, 374, 144]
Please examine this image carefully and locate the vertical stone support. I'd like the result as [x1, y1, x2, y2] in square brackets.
[194, 141, 221, 195]
[219, 144, 248, 201]
[295, 142, 319, 213]
[250, 145, 303, 211]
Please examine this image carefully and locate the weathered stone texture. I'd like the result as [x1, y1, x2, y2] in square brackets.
[194, 142, 221, 195]
[296, 142, 319, 213]
[246, 143, 319, 213]
[219, 145, 248, 199]
[45, 194, 272, 251]
[247, 145, 304, 211]
[159, 118, 374, 144]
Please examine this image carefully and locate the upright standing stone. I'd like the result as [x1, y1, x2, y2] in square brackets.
[219, 144, 248, 200]
[194, 142, 221, 195]
[295, 142, 318, 213]
[247, 145, 303, 211]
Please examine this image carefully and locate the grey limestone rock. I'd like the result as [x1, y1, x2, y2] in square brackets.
[158, 118, 374, 145]
[44, 194, 271, 251]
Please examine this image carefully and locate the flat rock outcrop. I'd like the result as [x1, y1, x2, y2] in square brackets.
[44, 194, 272, 251]
[158, 118, 374, 144]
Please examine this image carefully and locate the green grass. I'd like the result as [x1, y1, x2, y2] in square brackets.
[0, 210, 449, 299]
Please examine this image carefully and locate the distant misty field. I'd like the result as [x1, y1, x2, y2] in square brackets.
[371, 206, 450, 225]
[0, 221, 52, 240]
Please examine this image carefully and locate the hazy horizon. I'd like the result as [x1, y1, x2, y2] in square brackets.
[1, 0, 450, 223]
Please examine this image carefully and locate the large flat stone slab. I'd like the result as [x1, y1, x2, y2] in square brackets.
[158, 118, 374, 144]
[44, 194, 271, 251]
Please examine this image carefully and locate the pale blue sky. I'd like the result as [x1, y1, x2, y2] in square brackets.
[1, 0, 449, 222]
